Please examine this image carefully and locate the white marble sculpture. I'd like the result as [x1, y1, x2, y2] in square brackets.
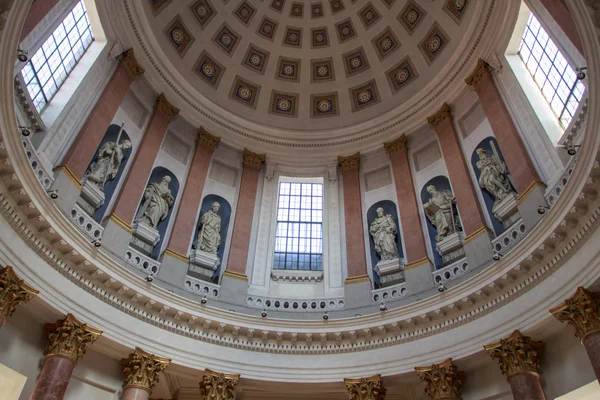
[83, 138, 131, 192]
[423, 185, 459, 241]
[196, 202, 222, 254]
[135, 176, 174, 229]
[369, 207, 399, 261]
[475, 145, 514, 206]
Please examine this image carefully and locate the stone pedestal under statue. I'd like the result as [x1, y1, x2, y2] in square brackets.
[77, 181, 105, 216]
[189, 249, 220, 282]
[436, 232, 465, 266]
[493, 193, 520, 229]
[131, 221, 160, 255]
[374, 258, 405, 287]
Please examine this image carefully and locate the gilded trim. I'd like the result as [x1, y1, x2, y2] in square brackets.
[463, 226, 491, 245]
[163, 248, 189, 263]
[243, 148, 266, 170]
[55, 165, 82, 190]
[154, 93, 180, 121]
[465, 58, 491, 89]
[108, 213, 133, 233]
[426, 102, 452, 128]
[344, 274, 370, 284]
[405, 257, 431, 270]
[121, 49, 145, 80]
[337, 153, 360, 171]
[383, 134, 407, 155]
[517, 181, 547, 204]
[198, 127, 221, 152]
[223, 270, 248, 281]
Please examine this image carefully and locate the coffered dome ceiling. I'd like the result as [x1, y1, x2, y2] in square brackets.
[116, 0, 502, 150]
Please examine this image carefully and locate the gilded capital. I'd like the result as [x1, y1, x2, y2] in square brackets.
[484, 330, 543, 377]
[550, 287, 600, 342]
[121, 49, 145, 80]
[199, 369, 240, 400]
[344, 374, 386, 400]
[465, 59, 491, 89]
[384, 134, 407, 155]
[427, 103, 453, 129]
[243, 148, 266, 170]
[0, 266, 38, 320]
[198, 127, 221, 152]
[121, 347, 171, 391]
[45, 314, 102, 362]
[415, 359, 464, 400]
[154, 93, 180, 121]
[338, 153, 360, 171]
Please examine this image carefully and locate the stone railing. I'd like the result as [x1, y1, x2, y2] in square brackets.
[245, 295, 346, 312]
[125, 247, 161, 276]
[371, 282, 408, 304]
[69, 205, 103, 242]
[546, 158, 578, 207]
[22, 136, 53, 190]
[433, 258, 469, 285]
[492, 219, 528, 255]
[183, 275, 220, 298]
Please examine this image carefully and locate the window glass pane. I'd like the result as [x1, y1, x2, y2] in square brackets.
[20, 0, 94, 113]
[518, 13, 585, 129]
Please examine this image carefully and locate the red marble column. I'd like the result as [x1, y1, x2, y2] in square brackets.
[465, 59, 542, 195]
[225, 149, 265, 278]
[427, 103, 488, 236]
[582, 332, 600, 381]
[384, 135, 428, 265]
[21, 0, 61, 41]
[109, 93, 179, 225]
[30, 314, 102, 400]
[538, 0, 583, 55]
[507, 373, 546, 400]
[338, 153, 368, 282]
[58, 50, 145, 182]
[165, 128, 220, 258]
[121, 348, 171, 400]
[0, 266, 38, 329]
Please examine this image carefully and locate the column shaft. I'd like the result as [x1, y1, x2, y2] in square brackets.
[469, 65, 540, 194]
[29, 355, 76, 400]
[582, 331, 600, 381]
[538, 0, 583, 55]
[227, 165, 261, 275]
[21, 0, 60, 40]
[0, 315, 5, 329]
[121, 386, 151, 400]
[507, 373, 546, 400]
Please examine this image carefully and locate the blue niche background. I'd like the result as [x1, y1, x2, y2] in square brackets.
[470, 136, 515, 236]
[88, 124, 132, 222]
[420, 176, 458, 269]
[138, 166, 180, 260]
[367, 200, 404, 289]
[191, 195, 232, 283]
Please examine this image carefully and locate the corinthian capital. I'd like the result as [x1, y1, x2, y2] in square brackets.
[198, 127, 221, 152]
[427, 103, 453, 129]
[121, 49, 145, 80]
[0, 266, 38, 321]
[550, 287, 600, 341]
[384, 134, 407, 155]
[45, 314, 102, 362]
[465, 59, 491, 89]
[484, 330, 543, 377]
[344, 374, 386, 400]
[155, 93, 180, 121]
[243, 148, 266, 170]
[199, 369, 240, 400]
[121, 347, 171, 391]
[415, 359, 464, 400]
[337, 153, 360, 171]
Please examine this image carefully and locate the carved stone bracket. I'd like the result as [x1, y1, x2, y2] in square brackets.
[199, 368, 240, 400]
[154, 93, 180, 121]
[415, 358, 464, 400]
[44, 314, 102, 362]
[338, 153, 361, 172]
[344, 374, 386, 400]
[121, 347, 171, 391]
[550, 286, 600, 341]
[198, 127, 221, 152]
[121, 49, 145, 81]
[243, 148, 266, 170]
[427, 103, 453, 129]
[465, 58, 492, 89]
[484, 330, 543, 377]
[0, 266, 38, 320]
[383, 134, 407, 155]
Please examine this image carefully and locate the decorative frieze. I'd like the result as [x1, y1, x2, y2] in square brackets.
[0, 266, 38, 320]
[464, 59, 491, 89]
[344, 374, 386, 400]
[550, 287, 600, 341]
[242, 148, 266, 169]
[154, 93, 180, 121]
[427, 103, 453, 129]
[337, 153, 361, 171]
[484, 330, 543, 377]
[121, 347, 171, 390]
[121, 49, 145, 80]
[198, 127, 221, 152]
[383, 134, 407, 155]
[199, 369, 240, 400]
[415, 358, 464, 400]
[44, 314, 102, 362]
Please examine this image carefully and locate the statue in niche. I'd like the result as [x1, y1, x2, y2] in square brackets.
[475, 145, 514, 207]
[135, 176, 174, 229]
[195, 202, 222, 254]
[83, 125, 131, 191]
[423, 185, 461, 241]
[369, 207, 400, 261]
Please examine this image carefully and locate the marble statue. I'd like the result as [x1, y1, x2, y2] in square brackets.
[135, 176, 174, 228]
[423, 185, 460, 241]
[475, 145, 513, 206]
[196, 202, 222, 254]
[369, 207, 399, 261]
[83, 139, 131, 191]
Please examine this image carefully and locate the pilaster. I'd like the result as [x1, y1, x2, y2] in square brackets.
[415, 359, 464, 400]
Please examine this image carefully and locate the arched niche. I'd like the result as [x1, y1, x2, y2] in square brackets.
[366, 200, 405, 289]
[420, 176, 462, 269]
[470, 136, 517, 236]
[190, 194, 232, 283]
[84, 124, 132, 222]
